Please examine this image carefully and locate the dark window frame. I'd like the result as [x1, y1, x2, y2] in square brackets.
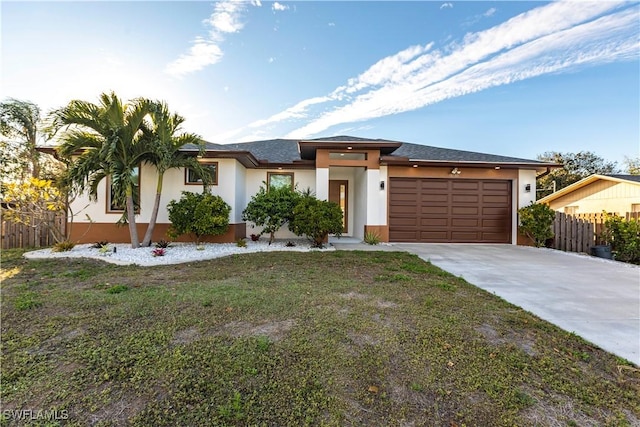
[185, 162, 219, 186]
[267, 172, 294, 191]
[106, 166, 141, 213]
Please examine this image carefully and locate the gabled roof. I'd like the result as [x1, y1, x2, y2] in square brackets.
[537, 174, 640, 204]
[191, 135, 554, 169]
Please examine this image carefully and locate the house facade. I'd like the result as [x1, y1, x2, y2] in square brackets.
[65, 136, 556, 244]
[537, 174, 640, 215]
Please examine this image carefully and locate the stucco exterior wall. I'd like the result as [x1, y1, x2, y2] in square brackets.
[68, 160, 242, 225]
[546, 181, 640, 214]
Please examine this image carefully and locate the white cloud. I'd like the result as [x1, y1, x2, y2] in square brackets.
[484, 7, 497, 17]
[283, 3, 638, 138]
[226, 1, 635, 139]
[272, 2, 289, 12]
[328, 22, 335, 27]
[440, 3, 453, 10]
[166, 0, 258, 77]
[268, 57, 275, 63]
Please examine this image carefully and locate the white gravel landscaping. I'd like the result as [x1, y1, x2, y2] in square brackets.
[23, 239, 335, 266]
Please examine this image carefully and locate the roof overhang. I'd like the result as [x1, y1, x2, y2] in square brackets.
[381, 156, 560, 172]
[298, 139, 402, 160]
[184, 149, 261, 168]
[537, 174, 640, 204]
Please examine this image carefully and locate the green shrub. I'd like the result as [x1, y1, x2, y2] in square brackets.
[52, 240, 75, 252]
[242, 185, 301, 244]
[603, 214, 640, 264]
[518, 202, 555, 247]
[167, 192, 231, 245]
[236, 238, 247, 248]
[289, 194, 343, 248]
[364, 231, 381, 245]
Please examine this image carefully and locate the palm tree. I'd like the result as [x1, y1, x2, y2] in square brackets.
[139, 100, 210, 247]
[52, 92, 151, 248]
[0, 98, 42, 179]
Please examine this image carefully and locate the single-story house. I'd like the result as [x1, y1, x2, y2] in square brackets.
[537, 174, 640, 215]
[56, 136, 557, 244]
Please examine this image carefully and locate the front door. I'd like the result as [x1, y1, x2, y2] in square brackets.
[329, 180, 348, 233]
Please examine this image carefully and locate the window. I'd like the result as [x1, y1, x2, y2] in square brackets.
[564, 206, 578, 215]
[267, 172, 294, 190]
[185, 162, 218, 185]
[107, 166, 140, 213]
[329, 152, 367, 160]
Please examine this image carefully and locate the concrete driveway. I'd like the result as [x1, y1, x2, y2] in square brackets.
[391, 244, 640, 365]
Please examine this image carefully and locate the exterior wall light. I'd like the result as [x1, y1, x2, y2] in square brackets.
[525, 184, 531, 192]
[450, 167, 461, 175]
[380, 181, 385, 190]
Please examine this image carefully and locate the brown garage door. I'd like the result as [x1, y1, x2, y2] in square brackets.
[389, 178, 512, 243]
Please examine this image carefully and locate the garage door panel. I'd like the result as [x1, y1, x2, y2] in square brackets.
[389, 178, 511, 243]
[451, 231, 482, 241]
[452, 181, 480, 190]
[421, 181, 449, 190]
[421, 206, 449, 215]
[424, 218, 448, 227]
[423, 194, 449, 202]
[452, 194, 479, 203]
[452, 218, 480, 227]
[483, 182, 510, 191]
[390, 217, 419, 227]
[452, 206, 479, 215]
[483, 195, 510, 203]
[420, 231, 450, 240]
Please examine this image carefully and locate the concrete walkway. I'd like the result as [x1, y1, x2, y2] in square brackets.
[332, 241, 640, 365]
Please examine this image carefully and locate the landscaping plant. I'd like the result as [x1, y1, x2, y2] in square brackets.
[289, 192, 343, 248]
[167, 191, 231, 245]
[603, 213, 640, 264]
[518, 202, 556, 247]
[242, 185, 300, 244]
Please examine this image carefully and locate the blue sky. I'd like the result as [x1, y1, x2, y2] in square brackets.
[2, 1, 639, 164]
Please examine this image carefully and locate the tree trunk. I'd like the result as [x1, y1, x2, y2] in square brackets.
[141, 172, 163, 247]
[126, 186, 140, 248]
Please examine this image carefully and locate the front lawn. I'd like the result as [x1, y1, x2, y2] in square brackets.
[1, 249, 638, 426]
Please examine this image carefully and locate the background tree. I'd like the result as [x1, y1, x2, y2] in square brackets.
[623, 156, 640, 175]
[1, 178, 67, 243]
[167, 191, 231, 245]
[0, 98, 43, 180]
[242, 184, 301, 244]
[139, 100, 209, 247]
[536, 151, 619, 198]
[52, 92, 151, 248]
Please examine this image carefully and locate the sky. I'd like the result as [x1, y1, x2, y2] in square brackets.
[2, 0, 639, 164]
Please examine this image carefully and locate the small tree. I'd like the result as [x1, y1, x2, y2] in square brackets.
[1, 178, 67, 243]
[167, 191, 231, 245]
[518, 202, 556, 247]
[289, 193, 343, 248]
[242, 184, 300, 244]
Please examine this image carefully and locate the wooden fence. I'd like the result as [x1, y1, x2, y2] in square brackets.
[1, 212, 66, 250]
[551, 211, 639, 254]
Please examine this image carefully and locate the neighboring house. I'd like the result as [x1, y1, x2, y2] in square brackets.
[53, 136, 557, 244]
[537, 174, 640, 215]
